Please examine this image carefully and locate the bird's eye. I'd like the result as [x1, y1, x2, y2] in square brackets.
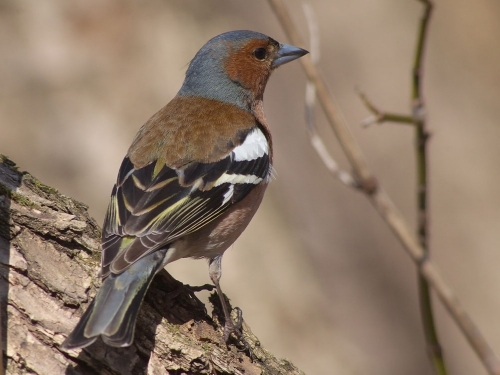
[253, 48, 267, 60]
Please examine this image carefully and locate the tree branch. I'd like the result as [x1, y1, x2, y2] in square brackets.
[268, 0, 377, 194]
[0, 155, 304, 375]
[267, 0, 500, 373]
[407, 2, 448, 374]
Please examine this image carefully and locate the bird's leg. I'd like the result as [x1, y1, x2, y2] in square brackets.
[209, 256, 243, 343]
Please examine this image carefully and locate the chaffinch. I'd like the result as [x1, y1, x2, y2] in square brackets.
[62, 30, 307, 350]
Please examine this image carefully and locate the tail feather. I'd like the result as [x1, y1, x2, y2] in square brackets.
[61, 249, 168, 350]
[61, 299, 98, 349]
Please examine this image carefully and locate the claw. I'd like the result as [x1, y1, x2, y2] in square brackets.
[222, 311, 242, 343]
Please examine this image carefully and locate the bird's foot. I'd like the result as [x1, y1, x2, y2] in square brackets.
[222, 306, 243, 342]
[221, 307, 253, 356]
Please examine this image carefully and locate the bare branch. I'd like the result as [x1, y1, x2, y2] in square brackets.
[302, 3, 358, 189]
[0, 156, 306, 375]
[268, 0, 500, 373]
[356, 87, 415, 127]
[404, 1, 449, 374]
[268, 0, 377, 194]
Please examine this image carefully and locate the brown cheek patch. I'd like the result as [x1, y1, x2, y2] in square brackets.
[224, 40, 272, 95]
[128, 96, 257, 168]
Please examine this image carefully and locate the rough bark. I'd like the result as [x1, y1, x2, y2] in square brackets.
[0, 155, 303, 375]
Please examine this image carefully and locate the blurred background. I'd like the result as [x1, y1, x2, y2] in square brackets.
[1, 0, 500, 374]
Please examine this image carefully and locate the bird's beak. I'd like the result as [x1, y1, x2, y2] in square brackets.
[272, 43, 309, 68]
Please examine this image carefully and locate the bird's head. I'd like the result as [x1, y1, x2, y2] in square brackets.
[178, 30, 308, 111]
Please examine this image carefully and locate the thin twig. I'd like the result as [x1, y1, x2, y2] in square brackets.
[356, 88, 415, 127]
[268, 0, 377, 194]
[368, 190, 500, 375]
[302, 3, 357, 189]
[409, 1, 447, 374]
[358, 1, 445, 372]
[267, 0, 500, 373]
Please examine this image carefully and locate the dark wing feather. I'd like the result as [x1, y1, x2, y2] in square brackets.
[101, 130, 270, 278]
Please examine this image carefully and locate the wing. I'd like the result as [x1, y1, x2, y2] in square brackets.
[100, 127, 271, 278]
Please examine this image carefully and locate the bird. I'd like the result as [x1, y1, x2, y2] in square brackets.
[61, 30, 308, 350]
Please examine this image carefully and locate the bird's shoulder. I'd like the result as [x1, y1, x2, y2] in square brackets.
[127, 95, 267, 169]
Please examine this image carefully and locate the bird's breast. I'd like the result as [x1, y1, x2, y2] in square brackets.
[171, 182, 268, 261]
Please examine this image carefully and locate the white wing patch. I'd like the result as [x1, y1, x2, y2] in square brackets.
[214, 173, 263, 187]
[233, 128, 269, 162]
